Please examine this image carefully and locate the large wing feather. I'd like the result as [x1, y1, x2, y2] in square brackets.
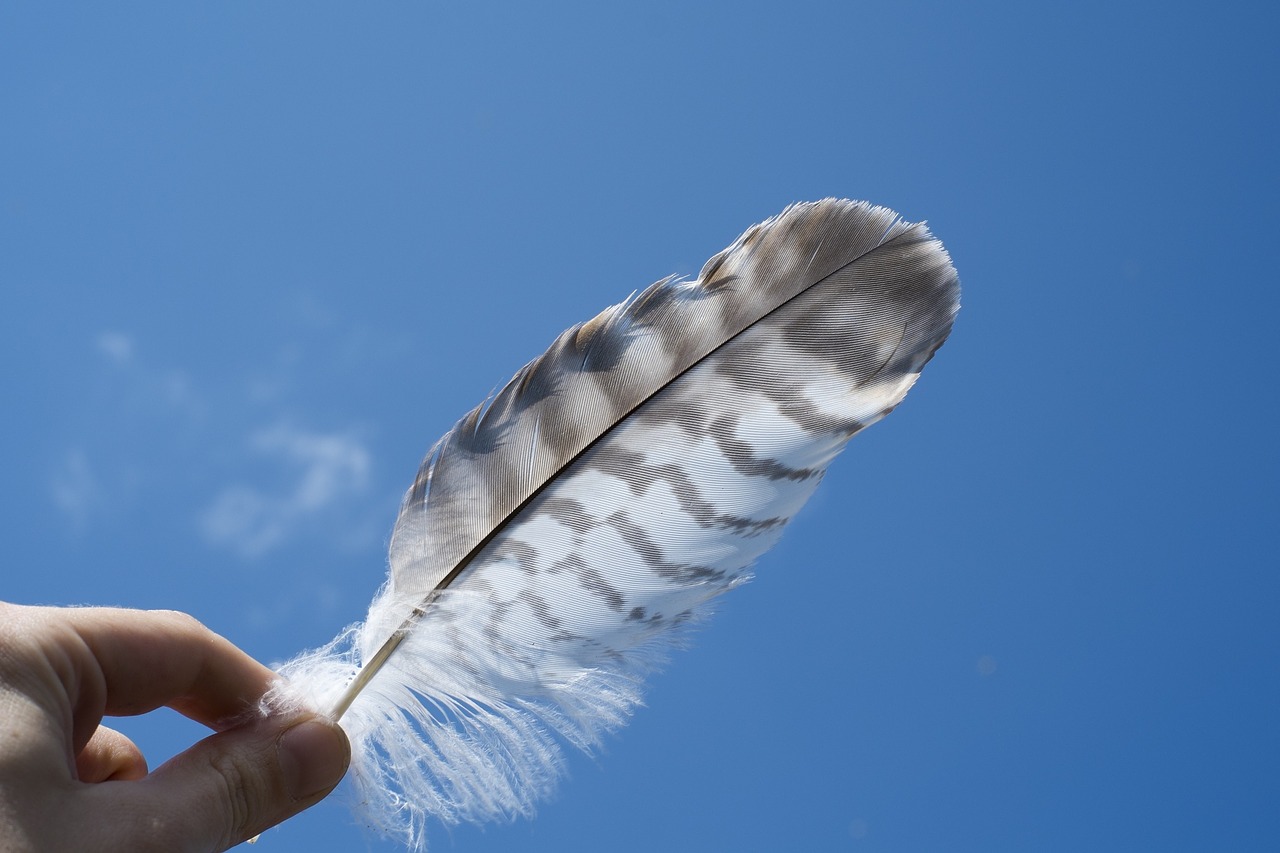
[273, 199, 960, 848]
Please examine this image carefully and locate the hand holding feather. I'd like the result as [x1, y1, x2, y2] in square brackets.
[271, 199, 960, 848]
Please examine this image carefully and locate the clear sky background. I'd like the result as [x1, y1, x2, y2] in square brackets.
[3, 2, 1276, 851]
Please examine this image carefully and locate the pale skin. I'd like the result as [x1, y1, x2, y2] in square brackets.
[0, 602, 350, 852]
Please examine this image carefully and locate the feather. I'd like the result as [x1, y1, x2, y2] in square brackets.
[270, 198, 960, 848]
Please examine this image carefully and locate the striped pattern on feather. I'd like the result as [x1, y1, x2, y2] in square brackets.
[273, 198, 960, 849]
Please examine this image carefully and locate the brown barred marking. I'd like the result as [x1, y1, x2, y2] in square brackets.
[386, 200, 957, 603]
[582, 443, 787, 535]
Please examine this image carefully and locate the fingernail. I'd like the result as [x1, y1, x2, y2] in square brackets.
[277, 719, 350, 800]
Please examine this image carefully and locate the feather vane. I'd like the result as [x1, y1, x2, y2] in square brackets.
[272, 199, 960, 848]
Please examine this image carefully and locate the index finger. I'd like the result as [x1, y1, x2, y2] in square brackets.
[22, 604, 277, 732]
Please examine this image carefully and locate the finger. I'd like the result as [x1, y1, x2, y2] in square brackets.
[77, 725, 148, 782]
[46, 607, 277, 745]
[85, 713, 350, 852]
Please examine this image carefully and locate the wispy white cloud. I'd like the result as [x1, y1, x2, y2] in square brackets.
[200, 425, 372, 558]
[52, 319, 394, 555]
[94, 329, 202, 417]
[48, 448, 103, 533]
[48, 332, 203, 530]
[96, 331, 135, 365]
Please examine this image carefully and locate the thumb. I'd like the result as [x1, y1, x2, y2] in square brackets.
[125, 713, 350, 852]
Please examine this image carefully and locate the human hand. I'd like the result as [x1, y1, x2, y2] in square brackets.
[0, 602, 350, 852]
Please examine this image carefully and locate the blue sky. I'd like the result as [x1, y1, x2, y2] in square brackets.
[3, 2, 1277, 851]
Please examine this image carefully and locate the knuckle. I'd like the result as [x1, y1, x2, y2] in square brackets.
[206, 747, 261, 846]
[151, 609, 206, 634]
